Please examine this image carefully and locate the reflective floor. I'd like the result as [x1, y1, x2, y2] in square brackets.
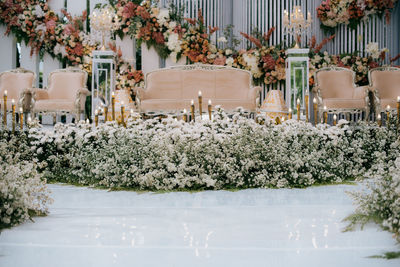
[0, 184, 399, 267]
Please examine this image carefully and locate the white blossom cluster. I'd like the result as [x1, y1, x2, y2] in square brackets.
[0, 131, 52, 229]
[27, 110, 399, 191]
[349, 157, 400, 242]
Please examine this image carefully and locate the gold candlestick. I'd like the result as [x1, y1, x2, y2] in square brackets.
[397, 96, 400, 125]
[19, 107, 23, 130]
[198, 91, 203, 119]
[104, 106, 108, 122]
[313, 97, 318, 125]
[288, 108, 292, 120]
[208, 100, 212, 120]
[94, 109, 99, 127]
[377, 114, 382, 127]
[3, 90, 7, 126]
[111, 92, 116, 121]
[183, 109, 187, 122]
[190, 99, 195, 122]
[121, 101, 125, 127]
[333, 114, 337, 126]
[323, 106, 328, 124]
[305, 94, 309, 122]
[386, 105, 391, 128]
[11, 99, 15, 133]
[296, 98, 300, 121]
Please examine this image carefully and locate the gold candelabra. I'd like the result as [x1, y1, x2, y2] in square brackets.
[283, 6, 312, 48]
[198, 91, 202, 119]
[313, 97, 318, 125]
[208, 100, 212, 120]
[190, 100, 195, 122]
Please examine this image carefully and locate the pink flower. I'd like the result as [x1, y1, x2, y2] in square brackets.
[46, 20, 56, 31]
[122, 2, 136, 19]
[213, 56, 226, 65]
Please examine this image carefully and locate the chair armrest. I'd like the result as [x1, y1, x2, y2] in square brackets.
[77, 87, 90, 96]
[135, 87, 146, 100]
[249, 86, 262, 107]
[18, 88, 35, 111]
[353, 86, 368, 99]
[367, 86, 381, 113]
[75, 87, 90, 112]
[33, 88, 50, 100]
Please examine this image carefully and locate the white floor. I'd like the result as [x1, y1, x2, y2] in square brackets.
[0, 184, 399, 267]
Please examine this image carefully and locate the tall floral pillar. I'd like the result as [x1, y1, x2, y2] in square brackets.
[285, 48, 310, 119]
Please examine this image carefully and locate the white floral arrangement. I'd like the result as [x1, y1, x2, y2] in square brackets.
[27, 110, 399, 191]
[0, 131, 52, 229]
[345, 157, 400, 243]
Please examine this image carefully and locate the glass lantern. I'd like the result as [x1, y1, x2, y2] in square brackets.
[285, 48, 310, 118]
[91, 50, 116, 119]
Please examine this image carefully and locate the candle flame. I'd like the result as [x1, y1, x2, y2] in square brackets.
[183, 109, 187, 113]
[297, 98, 300, 105]
[208, 99, 212, 105]
[397, 96, 400, 102]
[377, 114, 381, 119]
[191, 99, 194, 105]
[313, 97, 317, 104]
[4, 90, 7, 97]
[19, 107, 23, 112]
[11, 99, 15, 104]
[324, 105, 327, 111]
[386, 105, 391, 111]
[198, 91, 202, 96]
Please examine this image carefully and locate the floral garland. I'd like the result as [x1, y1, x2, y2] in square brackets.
[0, 0, 399, 91]
[317, 0, 398, 31]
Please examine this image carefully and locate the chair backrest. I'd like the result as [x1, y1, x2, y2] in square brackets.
[369, 67, 400, 99]
[47, 68, 87, 100]
[315, 67, 355, 99]
[0, 68, 35, 100]
[144, 64, 252, 100]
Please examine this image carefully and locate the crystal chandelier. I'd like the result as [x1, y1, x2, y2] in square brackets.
[283, 6, 312, 49]
[90, 7, 120, 50]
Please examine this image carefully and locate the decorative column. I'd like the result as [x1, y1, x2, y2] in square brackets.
[92, 50, 116, 120]
[285, 48, 310, 121]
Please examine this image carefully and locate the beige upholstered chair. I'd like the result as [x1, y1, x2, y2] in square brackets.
[313, 67, 370, 121]
[28, 68, 89, 122]
[0, 68, 35, 112]
[368, 67, 400, 114]
[136, 64, 262, 115]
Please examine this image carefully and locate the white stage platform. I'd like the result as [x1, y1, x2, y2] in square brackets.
[0, 184, 399, 267]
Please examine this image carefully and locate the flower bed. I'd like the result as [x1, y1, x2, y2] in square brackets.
[25, 111, 399, 191]
[0, 131, 52, 230]
[345, 157, 400, 246]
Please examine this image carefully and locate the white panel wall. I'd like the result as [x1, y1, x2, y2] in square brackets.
[0, 26, 16, 72]
[116, 35, 136, 63]
[67, 0, 88, 17]
[48, 0, 65, 15]
[141, 43, 160, 74]
[20, 43, 39, 87]
[42, 54, 62, 87]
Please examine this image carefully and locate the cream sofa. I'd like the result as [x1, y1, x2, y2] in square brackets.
[368, 67, 400, 114]
[313, 67, 370, 121]
[135, 64, 262, 115]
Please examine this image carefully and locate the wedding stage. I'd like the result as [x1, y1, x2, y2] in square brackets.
[0, 183, 399, 267]
[1, 0, 400, 266]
